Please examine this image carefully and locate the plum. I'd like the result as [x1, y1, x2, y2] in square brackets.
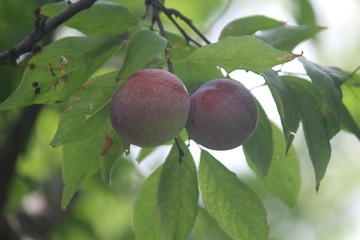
[110, 69, 190, 147]
[186, 78, 258, 150]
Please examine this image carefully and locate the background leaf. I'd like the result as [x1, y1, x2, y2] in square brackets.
[284, 76, 331, 190]
[117, 30, 167, 79]
[262, 70, 300, 151]
[182, 35, 296, 74]
[0, 36, 122, 110]
[51, 71, 119, 146]
[255, 25, 325, 51]
[292, 0, 316, 25]
[158, 140, 199, 240]
[133, 166, 163, 240]
[199, 150, 269, 240]
[246, 123, 301, 207]
[219, 15, 285, 40]
[41, 1, 138, 36]
[243, 101, 273, 176]
[299, 56, 348, 121]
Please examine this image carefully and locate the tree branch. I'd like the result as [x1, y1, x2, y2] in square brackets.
[0, 0, 98, 67]
[0, 105, 42, 213]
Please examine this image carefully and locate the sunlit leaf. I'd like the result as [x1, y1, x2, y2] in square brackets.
[133, 166, 163, 240]
[191, 207, 233, 240]
[0, 36, 122, 110]
[255, 25, 325, 51]
[158, 140, 198, 240]
[262, 70, 300, 151]
[199, 150, 269, 240]
[181, 35, 297, 74]
[41, 1, 138, 36]
[284, 76, 331, 190]
[219, 15, 285, 40]
[117, 30, 167, 79]
[61, 124, 109, 209]
[243, 102, 273, 176]
[168, 32, 222, 93]
[341, 74, 360, 139]
[51, 71, 119, 146]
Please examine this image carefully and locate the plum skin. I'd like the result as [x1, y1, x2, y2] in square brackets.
[110, 69, 190, 147]
[186, 78, 258, 150]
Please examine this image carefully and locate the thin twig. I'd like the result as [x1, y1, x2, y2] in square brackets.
[151, 0, 210, 46]
[349, 65, 360, 77]
[0, 0, 98, 67]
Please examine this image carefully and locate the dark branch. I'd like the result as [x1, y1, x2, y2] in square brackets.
[149, 0, 210, 47]
[0, 105, 42, 212]
[0, 0, 98, 67]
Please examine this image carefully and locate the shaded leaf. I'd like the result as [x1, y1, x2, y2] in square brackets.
[262, 70, 300, 151]
[0, 36, 122, 110]
[243, 102, 273, 176]
[61, 123, 109, 209]
[41, 1, 138, 36]
[133, 166, 163, 240]
[299, 56, 347, 121]
[219, 15, 285, 40]
[284, 76, 331, 190]
[117, 30, 167, 79]
[255, 25, 325, 51]
[168, 32, 223, 93]
[199, 150, 269, 240]
[247, 123, 300, 206]
[181, 35, 297, 74]
[158, 140, 198, 240]
[51, 71, 119, 146]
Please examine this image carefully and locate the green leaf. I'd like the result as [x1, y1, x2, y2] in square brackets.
[247, 123, 300, 207]
[342, 74, 360, 139]
[243, 102, 273, 176]
[100, 127, 130, 184]
[339, 103, 360, 140]
[219, 15, 285, 40]
[284, 76, 331, 190]
[299, 56, 348, 121]
[41, 1, 138, 36]
[61, 124, 109, 209]
[292, 0, 316, 25]
[262, 70, 300, 151]
[255, 25, 325, 51]
[199, 150, 269, 240]
[191, 207, 233, 240]
[136, 147, 156, 163]
[133, 166, 163, 240]
[181, 35, 297, 74]
[168, 32, 222, 93]
[117, 30, 167, 79]
[0, 36, 122, 110]
[51, 71, 119, 146]
[158, 140, 199, 240]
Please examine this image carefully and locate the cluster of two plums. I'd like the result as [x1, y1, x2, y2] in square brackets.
[110, 69, 258, 151]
